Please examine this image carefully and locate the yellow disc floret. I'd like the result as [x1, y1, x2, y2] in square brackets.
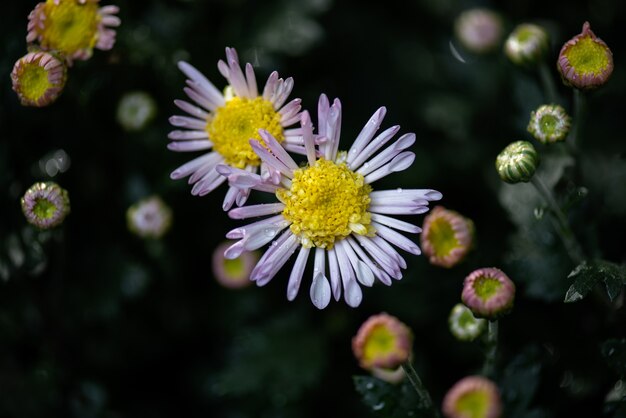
[277, 159, 374, 249]
[40, 0, 100, 56]
[15, 63, 53, 103]
[207, 97, 284, 168]
[565, 37, 610, 76]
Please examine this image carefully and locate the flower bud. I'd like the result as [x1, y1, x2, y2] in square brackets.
[454, 9, 504, 54]
[126, 196, 172, 239]
[462, 267, 515, 319]
[527, 104, 571, 144]
[421, 206, 474, 268]
[442, 375, 502, 418]
[448, 303, 487, 342]
[21, 182, 70, 229]
[352, 312, 413, 371]
[212, 241, 258, 289]
[495, 140, 538, 183]
[116, 91, 158, 132]
[504, 23, 550, 66]
[11, 51, 67, 107]
[557, 21, 613, 90]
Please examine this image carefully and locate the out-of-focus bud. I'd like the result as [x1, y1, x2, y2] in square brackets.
[448, 303, 487, 342]
[504, 23, 550, 66]
[116, 91, 158, 132]
[352, 312, 413, 371]
[126, 196, 172, 239]
[211, 241, 258, 289]
[442, 375, 502, 418]
[454, 9, 504, 54]
[421, 206, 474, 268]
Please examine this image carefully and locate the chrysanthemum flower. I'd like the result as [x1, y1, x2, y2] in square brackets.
[495, 140, 538, 184]
[461, 267, 515, 319]
[219, 95, 442, 308]
[454, 8, 503, 54]
[504, 23, 550, 66]
[448, 303, 486, 342]
[27, 0, 120, 63]
[168, 47, 303, 210]
[442, 375, 502, 418]
[126, 196, 172, 239]
[352, 313, 413, 370]
[11, 51, 67, 107]
[21, 182, 70, 229]
[527, 104, 571, 144]
[211, 241, 258, 289]
[421, 206, 474, 268]
[557, 22, 613, 90]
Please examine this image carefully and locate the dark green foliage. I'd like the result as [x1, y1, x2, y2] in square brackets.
[565, 260, 626, 303]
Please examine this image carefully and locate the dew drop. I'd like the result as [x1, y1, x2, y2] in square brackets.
[396, 187, 403, 193]
[365, 382, 374, 390]
[264, 228, 276, 238]
[372, 402, 385, 411]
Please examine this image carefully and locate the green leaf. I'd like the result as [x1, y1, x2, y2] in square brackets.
[353, 375, 429, 418]
[564, 260, 626, 303]
[500, 345, 544, 418]
[602, 339, 626, 379]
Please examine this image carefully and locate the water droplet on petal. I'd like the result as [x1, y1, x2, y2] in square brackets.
[345, 279, 362, 307]
[310, 273, 330, 309]
[396, 188, 403, 193]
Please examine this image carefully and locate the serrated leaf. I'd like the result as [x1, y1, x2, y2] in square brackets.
[602, 339, 626, 379]
[564, 260, 626, 303]
[353, 375, 429, 418]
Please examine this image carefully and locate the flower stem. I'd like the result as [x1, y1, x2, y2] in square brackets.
[531, 175, 585, 265]
[538, 61, 558, 104]
[401, 361, 440, 418]
[482, 320, 499, 378]
[568, 89, 585, 155]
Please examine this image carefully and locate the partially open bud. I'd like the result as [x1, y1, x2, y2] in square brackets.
[462, 267, 515, 319]
[126, 196, 172, 239]
[504, 23, 550, 66]
[448, 303, 487, 342]
[212, 241, 258, 289]
[495, 140, 539, 183]
[454, 8, 504, 54]
[11, 51, 67, 107]
[527, 104, 571, 144]
[442, 375, 502, 418]
[557, 21, 613, 90]
[21, 182, 70, 229]
[352, 312, 413, 371]
[421, 206, 474, 268]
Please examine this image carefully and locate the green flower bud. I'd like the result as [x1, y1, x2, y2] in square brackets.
[448, 303, 487, 341]
[495, 141, 539, 183]
[527, 104, 571, 144]
[21, 182, 70, 229]
[504, 23, 550, 66]
[557, 21, 613, 90]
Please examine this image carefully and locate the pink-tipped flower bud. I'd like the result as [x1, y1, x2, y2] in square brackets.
[442, 375, 502, 418]
[212, 241, 258, 289]
[462, 268, 515, 319]
[557, 21, 613, 90]
[421, 206, 474, 268]
[11, 51, 67, 107]
[352, 312, 413, 371]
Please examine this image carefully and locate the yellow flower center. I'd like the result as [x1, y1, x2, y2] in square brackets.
[277, 159, 373, 249]
[565, 37, 610, 76]
[362, 324, 399, 365]
[206, 97, 284, 168]
[41, 0, 100, 56]
[223, 257, 247, 281]
[429, 217, 460, 258]
[473, 276, 503, 302]
[455, 389, 490, 418]
[33, 198, 58, 220]
[15, 62, 54, 103]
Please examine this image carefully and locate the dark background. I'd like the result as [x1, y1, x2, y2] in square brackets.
[1, 0, 625, 417]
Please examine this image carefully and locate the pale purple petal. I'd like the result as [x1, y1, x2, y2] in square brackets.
[287, 246, 310, 301]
